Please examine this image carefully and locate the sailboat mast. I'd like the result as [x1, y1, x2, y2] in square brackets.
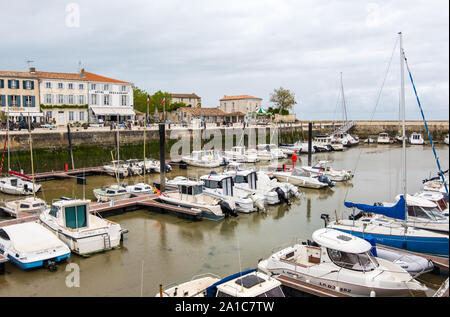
[28, 113, 36, 198]
[340, 72, 348, 123]
[399, 32, 407, 202]
[7, 104, 10, 172]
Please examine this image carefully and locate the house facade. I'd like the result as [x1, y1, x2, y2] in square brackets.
[86, 71, 134, 123]
[218, 95, 262, 114]
[0, 69, 41, 122]
[176, 107, 245, 124]
[37, 70, 89, 126]
[171, 93, 201, 108]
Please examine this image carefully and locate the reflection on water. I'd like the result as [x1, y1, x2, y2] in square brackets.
[0, 145, 448, 296]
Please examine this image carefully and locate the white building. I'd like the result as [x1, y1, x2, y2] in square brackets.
[86, 71, 134, 123]
[37, 70, 89, 126]
[218, 95, 263, 114]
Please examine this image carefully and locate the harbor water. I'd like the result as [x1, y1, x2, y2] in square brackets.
[0, 144, 448, 296]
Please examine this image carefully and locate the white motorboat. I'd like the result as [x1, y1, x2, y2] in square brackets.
[258, 228, 427, 297]
[182, 150, 227, 168]
[39, 198, 126, 256]
[124, 159, 144, 176]
[93, 184, 131, 202]
[0, 222, 71, 270]
[246, 148, 273, 161]
[422, 171, 448, 194]
[200, 173, 258, 213]
[377, 132, 391, 144]
[2, 197, 47, 215]
[332, 132, 359, 147]
[273, 167, 334, 189]
[364, 137, 376, 144]
[258, 144, 287, 160]
[156, 269, 285, 297]
[161, 178, 237, 220]
[414, 191, 448, 215]
[381, 194, 449, 234]
[330, 139, 345, 151]
[0, 176, 41, 195]
[223, 146, 259, 163]
[280, 141, 308, 154]
[126, 183, 155, 194]
[313, 135, 333, 152]
[139, 158, 172, 174]
[103, 161, 129, 178]
[301, 160, 353, 182]
[409, 132, 425, 145]
[225, 169, 280, 206]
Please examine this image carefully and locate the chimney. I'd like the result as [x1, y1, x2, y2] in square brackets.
[29, 67, 36, 74]
[80, 68, 86, 78]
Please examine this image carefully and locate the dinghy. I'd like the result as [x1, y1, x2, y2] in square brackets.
[0, 222, 71, 270]
[258, 228, 427, 297]
[39, 198, 126, 256]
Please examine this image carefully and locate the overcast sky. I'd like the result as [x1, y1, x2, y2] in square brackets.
[1, 0, 448, 120]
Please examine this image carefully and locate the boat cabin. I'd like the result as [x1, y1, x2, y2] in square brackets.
[47, 199, 92, 230]
[314, 136, 332, 144]
[175, 180, 205, 196]
[416, 192, 448, 214]
[393, 195, 448, 221]
[200, 174, 234, 196]
[233, 170, 257, 190]
[231, 146, 246, 155]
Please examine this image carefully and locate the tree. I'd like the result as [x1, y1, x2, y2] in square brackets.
[269, 87, 296, 114]
[148, 90, 172, 114]
[133, 86, 150, 114]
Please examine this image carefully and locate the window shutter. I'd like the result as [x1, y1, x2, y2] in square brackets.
[16, 80, 20, 89]
[0, 79, 3, 89]
[23, 96, 27, 107]
[8, 80, 11, 89]
[23, 80, 26, 89]
[31, 81, 34, 90]
[8, 95, 11, 106]
[17, 95, 21, 106]
[32, 96, 35, 107]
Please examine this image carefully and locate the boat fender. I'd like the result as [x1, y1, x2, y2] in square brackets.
[275, 187, 290, 205]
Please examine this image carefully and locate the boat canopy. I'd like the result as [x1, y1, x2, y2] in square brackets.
[344, 195, 406, 220]
[312, 228, 372, 254]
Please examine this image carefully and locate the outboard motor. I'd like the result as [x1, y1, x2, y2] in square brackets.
[165, 163, 172, 173]
[318, 175, 334, 188]
[320, 214, 330, 227]
[222, 157, 229, 166]
[44, 259, 57, 272]
[275, 187, 290, 205]
[218, 200, 238, 217]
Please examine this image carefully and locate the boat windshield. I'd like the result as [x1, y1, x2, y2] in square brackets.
[49, 205, 59, 217]
[327, 249, 379, 272]
[234, 175, 246, 184]
[407, 205, 446, 220]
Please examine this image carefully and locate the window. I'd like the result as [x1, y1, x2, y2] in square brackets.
[69, 111, 74, 121]
[0, 229, 10, 241]
[121, 95, 127, 106]
[256, 287, 285, 297]
[103, 94, 110, 106]
[47, 111, 53, 118]
[9, 80, 19, 89]
[78, 95, 85, 104]
[91, 94, 98, 105]
[327, 249, 379, 272]
[121, 85, 127, 92]
[9, 95, 19, 106]
[58, 82, 64, 89]
[24, 96, 33, 107]
[91, 83, 96, 90]
[68, 95, 74, 104]
[79, 84, 84, 90]
[79, 111, 85, 121]
[0, 95, 5, 107]
[45, 94, 52, 104]
[0, 79, 3, 89]
[24, 80, 32, 89]
[45, 82, 52, 89]
[64, 205, 87, 229]
[57, 94, 64, 104]
[68, 83, 74, 89]
[49, 206, 58, 217]
[103, 84, 109, 91]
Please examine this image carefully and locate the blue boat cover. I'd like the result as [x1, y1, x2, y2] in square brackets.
[205, 269, 256, 297]
[344, 195, 406, 220]
[364, 234, 377, 257]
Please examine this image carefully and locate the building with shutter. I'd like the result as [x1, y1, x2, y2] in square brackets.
[171, 93, 201, 107]
[218, 95, 263, 114]
[0, 70, 41, 122]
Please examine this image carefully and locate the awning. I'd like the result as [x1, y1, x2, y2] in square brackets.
[7, 112, 44, 117]
[91, 106, 135, 116]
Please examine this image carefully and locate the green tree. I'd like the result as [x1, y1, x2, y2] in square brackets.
[148, 90, 172, 114]
[133, 86, 150, 114]
[269, 87, 296, 114]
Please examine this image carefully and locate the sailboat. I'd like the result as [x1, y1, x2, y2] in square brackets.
[0, 113, 41, 195]
[327, 32, 449, 258]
